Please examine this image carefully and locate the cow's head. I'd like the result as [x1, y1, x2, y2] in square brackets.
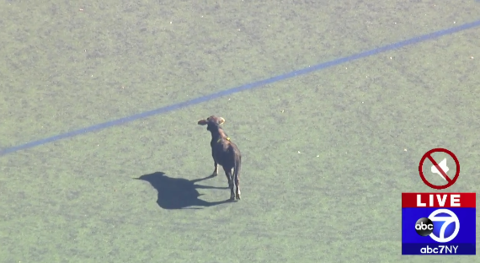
[197, 115, 225, 131]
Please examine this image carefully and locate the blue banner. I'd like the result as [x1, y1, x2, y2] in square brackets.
[402, 208, 476, 255]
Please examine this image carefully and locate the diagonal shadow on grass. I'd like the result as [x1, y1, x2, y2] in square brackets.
[135, 172, 231, 210]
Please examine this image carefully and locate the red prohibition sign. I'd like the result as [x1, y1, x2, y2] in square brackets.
[418, 148, 460, 190]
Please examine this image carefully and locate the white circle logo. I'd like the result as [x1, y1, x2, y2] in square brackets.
[428, 209, 460, 243]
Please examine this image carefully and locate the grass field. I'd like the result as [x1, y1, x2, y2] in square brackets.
[1, 1, 480, 262]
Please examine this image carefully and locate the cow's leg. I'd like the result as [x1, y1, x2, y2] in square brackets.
[224, 168, 235, 201]
[234, 160, 241, 200]
[211, 159, 218, 177]
[235, 173, 241, 200]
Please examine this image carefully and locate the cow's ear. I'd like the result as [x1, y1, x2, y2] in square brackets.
[198, 119, 208, 125]
[218, 117, 225, 125]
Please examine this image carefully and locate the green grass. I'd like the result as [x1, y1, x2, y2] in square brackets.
[1, 0, 480, 262]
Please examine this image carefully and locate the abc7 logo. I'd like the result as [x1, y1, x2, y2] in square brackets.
[415, 209, 460, 243]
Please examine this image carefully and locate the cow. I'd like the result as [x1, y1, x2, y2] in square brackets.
[197, 116, 242, 201]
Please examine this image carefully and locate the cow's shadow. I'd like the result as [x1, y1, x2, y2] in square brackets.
[135, 171, 230, 210]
